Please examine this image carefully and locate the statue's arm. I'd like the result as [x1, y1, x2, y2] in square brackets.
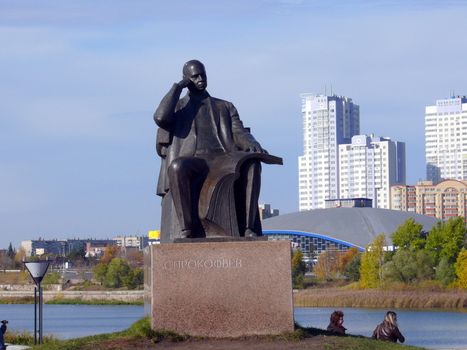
[229, 103, 267, 153]
[154, 83, 184, 129]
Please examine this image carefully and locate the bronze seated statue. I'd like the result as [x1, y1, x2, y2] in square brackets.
[154, 60, 282, 242]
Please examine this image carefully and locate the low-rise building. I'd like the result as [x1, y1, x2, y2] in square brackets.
[259, 204, 279, 220]
[325, 198, 372, 208]
[391, 179, 467, 220]
[113, 235, 149, 250]
[262, 207, 438, 260]
[20, 235, 149, 257]
[85, 240, 115, 258]
[20, 239, 81, 257]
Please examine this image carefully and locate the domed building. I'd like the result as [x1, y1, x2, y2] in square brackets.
[262, 207, 439, 259]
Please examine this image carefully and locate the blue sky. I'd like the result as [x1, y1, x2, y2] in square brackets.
[1, 0, 467, 247]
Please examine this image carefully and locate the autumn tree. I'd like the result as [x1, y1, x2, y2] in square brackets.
[101, 245, 121, 264]
[359, 234, 386, 288]
[455, 248, 467, 289]
[14, 247, 27, 268]
[291, 249, 307, 289]
[337, 247, 359, 274]
[314, 247, 340, 281]
[125, 249, 144, 268]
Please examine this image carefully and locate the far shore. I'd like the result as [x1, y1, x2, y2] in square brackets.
[295, 287, 467, 310]
[1, 287, 466, 310]
[0, 289, 144, 305]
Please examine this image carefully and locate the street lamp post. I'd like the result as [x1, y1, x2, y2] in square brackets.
[24, 260, 50, 344]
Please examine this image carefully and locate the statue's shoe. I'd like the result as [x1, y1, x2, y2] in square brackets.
[244, 228, 259, 237]
[180, 229, 192, 239]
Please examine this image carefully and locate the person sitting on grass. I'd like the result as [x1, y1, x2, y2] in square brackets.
[327, 310, 346, 335]
[372, 311, 405, 343]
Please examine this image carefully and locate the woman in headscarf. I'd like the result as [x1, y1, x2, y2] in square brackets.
[372, 311, 405, 343]
[327, 310, 346, 335]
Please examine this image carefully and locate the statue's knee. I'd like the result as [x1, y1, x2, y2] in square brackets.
[253, 160, 262, 172]
[168, 158, 185, 177]
[244, 160, 261, 175]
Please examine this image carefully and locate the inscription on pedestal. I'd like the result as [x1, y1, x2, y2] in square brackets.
[161, 258, 242, 270]
[146, 240, 294, 337]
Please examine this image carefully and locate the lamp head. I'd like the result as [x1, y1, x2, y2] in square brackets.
[24, 260, 50, 285]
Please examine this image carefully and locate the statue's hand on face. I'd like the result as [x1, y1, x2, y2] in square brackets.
[178, 77, 191, 89]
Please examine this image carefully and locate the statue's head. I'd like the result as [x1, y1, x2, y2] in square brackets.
[183, 59, 207, 93]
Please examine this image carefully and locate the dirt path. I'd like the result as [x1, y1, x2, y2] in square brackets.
[82, 336, 339, 350]
[78, 335, 422, 350]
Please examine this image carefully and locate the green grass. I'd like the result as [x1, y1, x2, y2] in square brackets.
[125, 317, 189, 342]
[30, 317, 189, 350]
[5, 331, 55, 346]
[30, 331, 129, 350]
[323, 337, 425, 350]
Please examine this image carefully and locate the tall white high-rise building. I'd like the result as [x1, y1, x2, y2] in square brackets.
[339, 135, 406, 209]
[299, 94, 360, 210]
[425, 96, 467, 182]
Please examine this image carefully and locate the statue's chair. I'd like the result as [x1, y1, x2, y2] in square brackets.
[159, 152, 282, 242]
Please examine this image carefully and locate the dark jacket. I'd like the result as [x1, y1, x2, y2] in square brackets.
[327, 323, 346, 335]
[372, 322, 405, 343]
[154, 84, 258, 196]
[0, 323, 6, 349]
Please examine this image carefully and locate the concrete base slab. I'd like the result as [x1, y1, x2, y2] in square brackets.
[145, 240, 294, 337]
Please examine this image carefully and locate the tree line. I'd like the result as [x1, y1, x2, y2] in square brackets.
[292, 216, 467, 289]
[92, 246, 144, 289]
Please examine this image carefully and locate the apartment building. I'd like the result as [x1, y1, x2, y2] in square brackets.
[425, 96, 467, 182]
[339, 135, 406, 208]
[299, 94, 360, 210]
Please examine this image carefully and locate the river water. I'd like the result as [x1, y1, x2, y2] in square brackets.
[0, 304, 465, 349]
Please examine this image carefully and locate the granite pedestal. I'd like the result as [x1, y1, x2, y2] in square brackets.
[144, 240, 294, 337]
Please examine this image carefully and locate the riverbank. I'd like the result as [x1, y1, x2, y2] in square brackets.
[0, 290, 144, 304]
[295, 287, 467, 310]
[26, 318, 423, 350]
